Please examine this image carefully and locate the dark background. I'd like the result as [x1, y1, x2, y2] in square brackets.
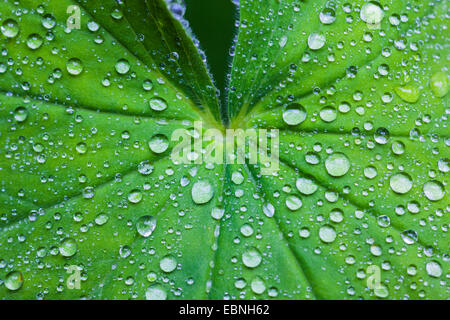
[184, 0, 236, 104]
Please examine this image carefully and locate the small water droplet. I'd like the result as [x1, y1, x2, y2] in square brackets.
[211, 207, 225, 220]
[425, 261, 442, 278]
[360, 2, 384, 26]
[13, 106, 28, 122]
[319, 106, 337, 122]
[128, 189, 143, 204]
[149, 97, 168, 111]
[394, 85, 420, 103]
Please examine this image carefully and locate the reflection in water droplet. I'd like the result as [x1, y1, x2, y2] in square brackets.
[319, 225, 336, 243]
[426, 261, 442, 278]
[160, 255, 177, 273]
[149, 134, 169, 153]
[136, 215, 157, 237]
[296, 177, 318, 195]
[242, 247, 262, 268]
[67, 58, 83, 75]
[282, 104, 307, 126]
[423, 181, 445, 201]
[390, 173, 412, 194]
[146, 284, 167, 300]
[59, 238, 77, 257]
[5, 271, 23, 291]
[325, 153, 350, 177]
[1, 19, 20, 38]
[307, 32, 326, 50]
[192, 180, 214, 204]
[149, 97, 168, 111]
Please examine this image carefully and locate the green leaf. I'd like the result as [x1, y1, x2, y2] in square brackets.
[0, 0, 448, 300]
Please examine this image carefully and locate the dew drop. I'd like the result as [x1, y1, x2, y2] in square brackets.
[391, 141, 405, 155]
[286, 195, 302, 211]
[128, 189, 143, 204]
[26, 34, 43, 50]
[59, 238, 77, 257]
[13, 106, 28, 122]
[148, 134, 169, 153]
[211, 207, 225, 220]
[425, 261, 442, 278]
[360, 2, 384, 26]
[390, 173, 412, 194]
[149, 97, 168, 111]
[5, 271, 23, 291]
[319, 106, 337, 122]
[160, 255, 177, 273]
[262, 203, 275, 217]
[1, 19, 19, 38]
[42, 14, 56, 29]
[191, 180, 214, 204]
[250, 277, 266, 294]
[136, 215, 157, 237]
[146, 284, 167, 300]
[307, 32, 326, 50]
[66, 58, 83, 76]
[401, 230, 418, 245]
[423, 181, 445, 201]
[325, 153, 350, 177]
[282, 104, 307, 126]
[319, 225, 336, 243]
[138, 160, 154, 175]
[430, 72, 448, 98]
[319, 8, 336, 24]
[242, 247, 262, 268]
[115, 59, 130, 74]
[374, 127, 390, 144]
[296, 177, 318, 195]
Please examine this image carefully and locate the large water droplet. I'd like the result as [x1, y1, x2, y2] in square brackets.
[211, 207, 225, 220]
[66, 58, 83, 75]
[319, 106, 337, 122]
[59, 238, 77, 257]
[1, 19, 19, 38]
[136, 215, 157, 237]
[192, 180, 214, 204]
[282, 104, 307, 125]
[250, 277, 266, 294]
[325, 153, 350, 177]
[430, 72, 448, 98]
[296, 177, 318, 195]
[242, 247, 262, 268]
[319, 8, 336, 24]
[390, 173, 412, 194]
[423, 181, 445, 201]
[319, 225, 336, 243]
[26, 34, 43, 50]
[149, 97, 168, 111]
[115, 59, 130, 74]
[394, 85, 420, 103]
[4, 271, 23, 291]
[360, 2, 384, 26]
[307, 32, 325, 50]
[128, 189, 142, 203]
[146, 284, 167, 300]
[148, 134, 169, 153]
[14, 106, 28, 122]
[425, 261, 442, 278]
[401, 230, 418, 245]
[160, 255, 177, 273]
[286, 195, 302, 211]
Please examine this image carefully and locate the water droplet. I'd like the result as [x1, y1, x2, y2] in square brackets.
[250, 277, 266, 294]
[160, 255, 177, 273]
[299, 228, 310, 238]
[59, 238, 77, 257]
[430, 72, 448, 98]
[1, 19, 19, 38]
[307, 32, 326, 50]
[149, 97, 168, 111]
[5, 271, 23, 291]
[319, 225, 336, 243]
[76, 142, 87, 154]
[329, 208, 343, 223]
[211, 207, 225, 220]
[242, 247, 262, 268]
[128, 190, 143, 204]
[26, 34, 43, 50]
[115, 59, 130, 74]
[325, 153, 350, 177]
[374, 127, 390, 144]
[391, 141, 405, 155]
[319, 8, 336, 24]
[374, 285, 389, 298]
[66, 58, 83, 75]
[240, 224, 254, 237]
[138, 160, 154, 175]
[296, 177, 318, 195]
[148, 134, 169, 153]
[13, 106, 28, 122]
[282, 104, 307, 125]
[319, 106, 337, 122]
[263, 203, 275, 217]
[42, 14, 56, 29]
[394, 85, 420, 103]
[377, 215, 390, 227]
[360, 2, 384, 26]
[286, 195, 302, 211]
[111, 8, 124, 20]
[423, 181, 445, 201]
[146, 284, 167, 300]
[87, 21, 99, 32]
[231, 171, 244, 185]
[390, 173, 412, 194]
[136, 215, 157, 237]
[364, 166, 378, 179]
[95, 213, 109, 226]
[425, 261, 442, 278]
[191, 180, 214, 204]
[143, 79, 153, 91]
[438, 158, 449, 173]
[401, 230, 418, 245]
